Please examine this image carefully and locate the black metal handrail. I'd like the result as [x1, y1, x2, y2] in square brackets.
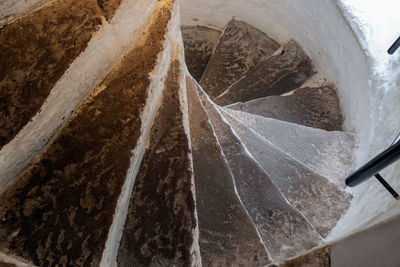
[346, 134, 400, 200]
[346, 134, 400, 187]
[388, 35, 400, 55]
[345, 135, 400, 199]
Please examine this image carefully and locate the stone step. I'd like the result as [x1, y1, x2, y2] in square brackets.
[0, 0, 163, 193]
[187, 77, 271, 266]
[226, 83, 344, 131]
[0, 0, 123, 150]
[117, 59, 199, 266]
[195, 84, 323, 260]
[0, 1, 174, 265]
[215, 40, 315, 106]
[182, 25, 222, 81]
[199, 19, 279, 99]
[219, 109, 352, 238]
[224, 108, 355, 187]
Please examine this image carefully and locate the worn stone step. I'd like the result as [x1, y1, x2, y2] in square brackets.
[187, 77, 271, 266]
[182, 25, 222, 81]
[195, 84, 323, 260]
[0, 1, 174, 265]
[117, 58, 199, 266]
[0, 0, 123, 150]
[199, 19, 279, 99]
[219, 109, 352, 238]
[0, 0, 163, 193]
[224, 108, 355, 187]
[215, 40, 315, 106]
[227, 83, 344, 131]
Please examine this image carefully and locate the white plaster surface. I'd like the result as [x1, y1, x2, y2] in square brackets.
[0, 0, 158, 195]
[329, 0, 400, 239]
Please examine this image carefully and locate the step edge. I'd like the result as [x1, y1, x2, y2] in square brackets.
[100, 2, 180, 265]
[207, 94, 326, 258]
[191, 75, 274, 262]
[221, 107, 353, 196]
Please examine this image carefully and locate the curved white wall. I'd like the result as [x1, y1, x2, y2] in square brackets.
[329, 0, 400, 239]
[180, 0, 400, 239]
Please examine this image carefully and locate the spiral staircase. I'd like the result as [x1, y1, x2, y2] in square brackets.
[0, 0, 399, 266]
[180, 20, 354, 266]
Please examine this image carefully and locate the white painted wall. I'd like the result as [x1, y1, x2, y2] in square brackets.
[180, 0, 400, 239]
[330, 0, 400, 239]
